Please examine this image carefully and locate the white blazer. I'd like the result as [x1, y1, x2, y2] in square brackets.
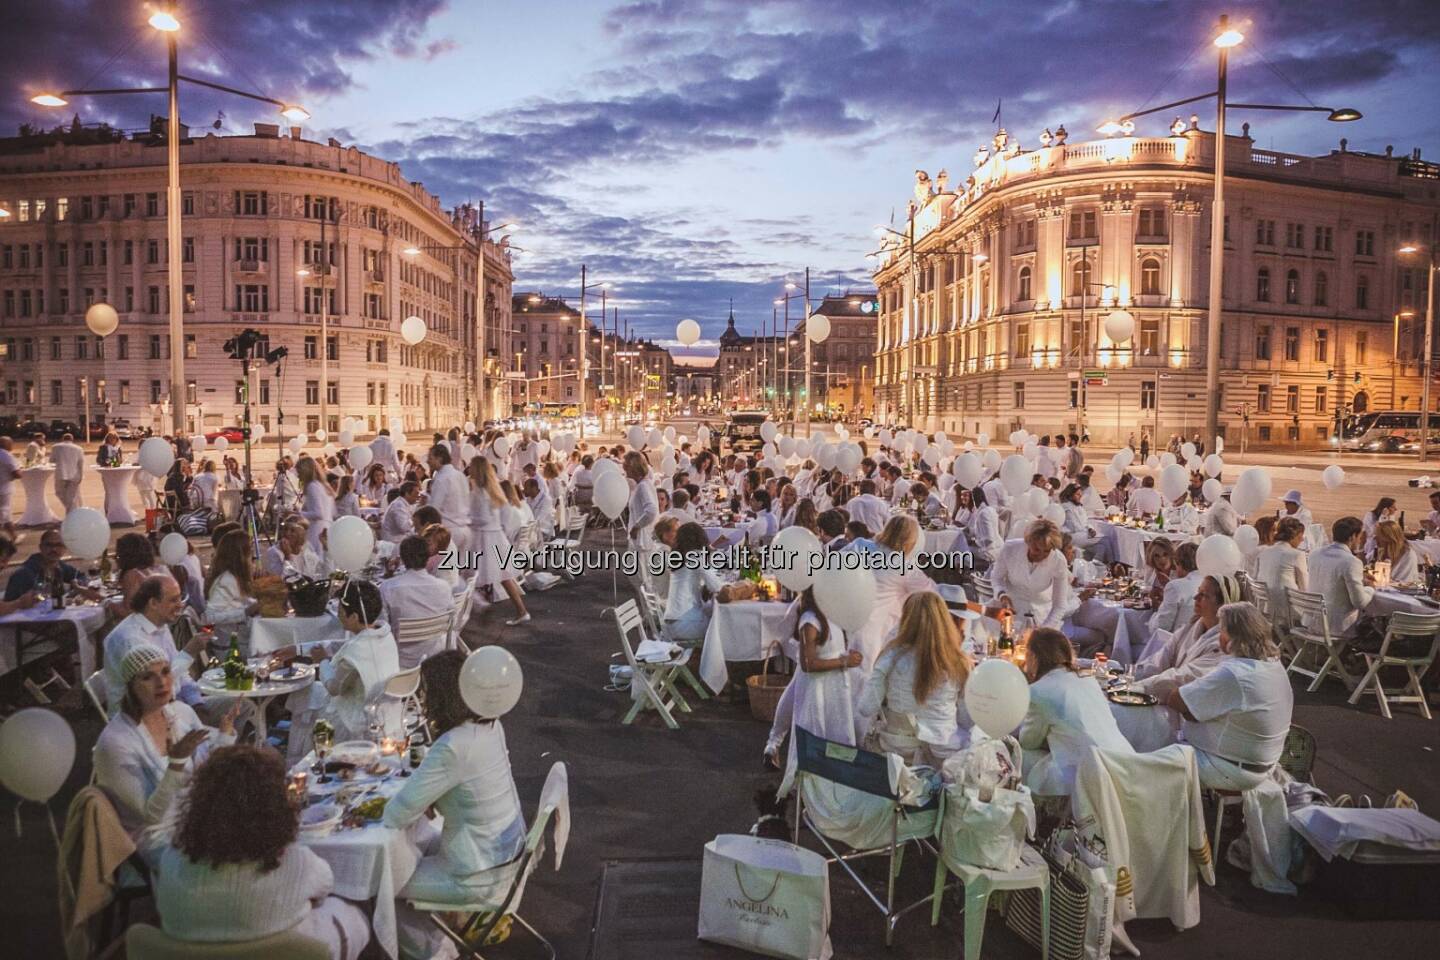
[991, 539, 1069, 628]
[1256, 542, 1308, 621]
[1307, 542, 1374, 636]
[1019, 668, 1133, 796]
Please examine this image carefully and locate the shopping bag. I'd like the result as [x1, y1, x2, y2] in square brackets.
[941, 783, 1036, 872]
[1004, 849, 1088, 960]
[699, 834, 833, 960]
[1050, 826, 1135, 960]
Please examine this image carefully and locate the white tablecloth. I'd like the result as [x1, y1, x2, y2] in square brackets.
[1077, 600, 1158, 665]
[1110, 699, 1180, 753]
[249, 614, 347, 655]
[18, 466, 56, 526]
[922, 527, 969, 555]
[1092, 521, 1198, 575]
[698, 599, 797, 693]
[705, 525, 746, 548]
[96, 466, 140, 524]
[0, 601, 107, 676]
[1366, 589, 1440, 618]
[1410, 539, 1440, 565]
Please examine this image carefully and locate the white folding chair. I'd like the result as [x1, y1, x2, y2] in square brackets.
[394, 611, 455, 670]
[450, 578, 481, 650]
[634, 581, 710, 702]
[405, 762, 568, 960]
[83, 669, 109, 723]
[612, 599, 692, 729]
[1347, 611, 1440, 720]
[548, 514, 588, 581]
[381, 665, 428, 744]
[972, 574, 997, 607]
[1285, 589, 1357, 691]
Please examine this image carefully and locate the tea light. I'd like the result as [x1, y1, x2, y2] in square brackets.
[286, 771, 309, 808]
[380, 737, 402, 757]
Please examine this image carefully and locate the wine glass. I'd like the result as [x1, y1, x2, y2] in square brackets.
[313, 724, 334, 783]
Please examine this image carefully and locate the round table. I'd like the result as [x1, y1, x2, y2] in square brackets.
[17, 466, 56, 526]
[198, 660, 315, 744]
[698, 598, 797, 693]
[96, 466, 141, 525]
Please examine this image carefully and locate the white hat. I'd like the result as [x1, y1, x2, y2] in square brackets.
[119, 644, 168, 685]
[1281, 489, 1304, 504]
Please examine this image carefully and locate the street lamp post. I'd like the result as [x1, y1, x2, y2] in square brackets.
[1401, 233, 1438, 460]
[1100, 13, 1360, 452]
[577, 268, 608, 428]
[30, 5, 308, 437]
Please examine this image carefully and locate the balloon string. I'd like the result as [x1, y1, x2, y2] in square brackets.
[13, 801, 21, 839]
[48, 806, 60, 849]
[610, 522, 618, 606]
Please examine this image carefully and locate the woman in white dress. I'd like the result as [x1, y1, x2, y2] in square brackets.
[203, 529, 260, 657]
[1362, 497, 1399, 560]
[542, 460, 567, 532]
[1018, 628, 1133, 797]
[466, 456, 531, 625]
[967, 486, 1004, 566]
[297, 456, 336, 555]
[156, 746, 370, 960]
[991, 519, 1070, 629]
[772, 588, 862, 791]
[625, 451, 660, 549]
[1374, 519, 1423, 586]
[1256, 516, 1308, 624]
[190, 460, 219, 511]
[93, 645, 237, 851]
[357, 462, 390, 506]
[857, 592, 973, 764]
[387, 651, 527, 960]
[950, 487, 975, 529]
[333, 475, 361, 518]
[847, 516, 938, 710]
[662, 522, 734, 642]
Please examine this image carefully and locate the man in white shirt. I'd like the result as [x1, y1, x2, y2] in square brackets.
[524, 477, 556, 539]
[50, 433, 86, 512]
[1075, 471, 1105, 516]
[1126, 476, 1163, 518]
[381, 482, 421, 543]
[0, 437, 17, 536]
[102, 574, 205, 715]
[1307, 516, 1375, 637]
[745, 489, 779, 544]
[1201, 490, 1240, 536]
[263, 521, 326, 579]
[380, 536, 458, 668]
[425, 443, 472, 555]
[663, 488, 698, 526]
[1152, 542, 1203, 635]
[848, 479, 891, 537]
[1423, 490, 1440, 537]
[369, 429, 401, 481]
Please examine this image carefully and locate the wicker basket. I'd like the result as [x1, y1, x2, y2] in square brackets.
[252, 574, 290, 618]
[746, 656, 789, 723]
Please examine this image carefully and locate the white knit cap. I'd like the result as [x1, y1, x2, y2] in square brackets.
[119, 644, 168, 685]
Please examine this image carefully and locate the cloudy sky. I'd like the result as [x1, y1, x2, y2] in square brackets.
[4, 0, 1436, 350]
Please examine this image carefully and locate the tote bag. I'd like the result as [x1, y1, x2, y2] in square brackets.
[699, 834, 833, 960]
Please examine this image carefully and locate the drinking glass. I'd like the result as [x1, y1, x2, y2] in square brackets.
[313, 725, 334, 783]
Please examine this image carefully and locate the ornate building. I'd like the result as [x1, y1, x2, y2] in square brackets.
[872, 123, 1438, 446]
[0, 122, 511, 437]
[795, 292, 879, 417]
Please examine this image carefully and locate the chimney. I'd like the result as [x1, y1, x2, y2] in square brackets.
[328, 137, 342, 148]
[253, 122, 279, 138]
[290, 126, 302, 140]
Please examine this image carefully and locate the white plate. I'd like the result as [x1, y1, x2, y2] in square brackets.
[299, 803, 342, 835]
[330, 741, 379, 766]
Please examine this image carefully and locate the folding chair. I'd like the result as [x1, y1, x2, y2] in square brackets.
[547, 514, 588, 581]
[1347, 611, 1440, 719]
[450, 578, 481, 650]
[634, 582, 710, 702]
[382, 665, 429, 744]
[83, 669, 109, 723]
[972, 574, 997, 607]
[394, 611, 455, 670]
[61, 787, 153, 958]
[612, 599, 692, 729]
[790, 726, 943, 946]
[1285, 589, 1357, 691]
[406, 761, 568, 960]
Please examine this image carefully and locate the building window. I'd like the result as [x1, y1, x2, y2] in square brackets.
[1017, 266, 1032, 302]
[1140, 380, 1156, 410]
[1137, 208, 1166, 238]
[305, 381, 319, 405]
[259, 379, 270, 405]
[1315, 386, 1327, 412]
[326, 380, 339, 404]
[49, 337, 60, 361]
[1140, 258, 1161, 296]
[1068, 380, 1079, 409]
[1257, 383, 1272, 412]
[234, 380, 246, 404]
[1070, 258, 1093, 296]
[235, 191, 268, 216]
[145, 193, 159, 217]
[234, 284, 269, 312]
[75, 336, 88, 360]
[1284, 327, 1300, 361]
[1315, 328, 1329, 362]
[326, 336, 338, 362]
[1256, 268, 1271, 302]
[182, 237, 194, 263]
[304, 336, 318, 360]
[1067, 210, 1097, 241]
[148, 286, 161, 313]
[1285, 222, 1305, 248]
[1255, 219, 1276, 245]
[1139, 317, 1160, 355]
[1355, 274, 1370, 309]
[182, 192, 194, 216]
[1285, 269, 1300, 304]
[1355, 229, 1375, 257]
[149, 335, 162, 360]
[150, 380, 162, 403]
[1286, 385, 1299, 413]
[1314, 226, 1333, 252]
[1314, 271, 1328, 306]
[1355, 331, 1367, 364]
[1015, 219, 1037, 248]
[117, 335, 129, 360]
[184, 333, 197, 359]
[1013, 381, 1025, 408]
[1255, 325, 1271, 360]
[50, 380, 62, 405]
[1015, 320, 1031, 358]
[147, 240, 159, 264]
[119, 381, 130, 404]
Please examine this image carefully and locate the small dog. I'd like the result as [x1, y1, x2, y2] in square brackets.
[750, 785, 792, 840]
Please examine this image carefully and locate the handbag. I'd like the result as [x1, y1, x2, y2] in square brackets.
[941, 783, 1036, 872]
[699, 834, 833, 960]
[1004, 847, 1089, 960]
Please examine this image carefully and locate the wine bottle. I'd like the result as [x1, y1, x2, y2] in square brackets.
[98, 550, 112, 582]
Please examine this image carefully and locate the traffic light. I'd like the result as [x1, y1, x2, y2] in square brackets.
[1353, 372, 1362, 383]
[1326, 369, 1335, 380]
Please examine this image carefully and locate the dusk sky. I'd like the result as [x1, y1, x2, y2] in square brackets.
[4, 0, 1436, 353]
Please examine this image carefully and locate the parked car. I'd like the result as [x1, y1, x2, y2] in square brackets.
[110, 418, 135, 439]
[204, 425, 246, 443]
[46, 419, 85, 440]
[716, 410, 769, 455]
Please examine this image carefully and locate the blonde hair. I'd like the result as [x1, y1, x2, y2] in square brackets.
[1218, 601, 1278, 660]
[1373, 520, 1409, 566]
[295, 456, 334, 496]
[876, 514, 919, 555]
[1024, 519, 1063, 553]
[889, 593, 971, 703]
[466, 456, 506, 507]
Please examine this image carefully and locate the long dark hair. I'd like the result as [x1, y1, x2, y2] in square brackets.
[115, 532, 155, 575]
[421, 649, 487, 738]
[173, 746, 296, 873]
[205, 529, 253, 597]
[795, 586, 830, 648]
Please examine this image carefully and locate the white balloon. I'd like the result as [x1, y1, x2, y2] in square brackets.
[761, 421, 779, 443]
[982, 449, 1002, 471]
[493, 436, 511, 457]
[1185, 457, 1202, 473]
[1215, 437, 1225, 454]
[648, 427, 664, 448]
[878, 429, 893, 446]
[1145, 455, 1161, 469]
[61, 507, 109, 559]
[288, 437, 304, 454]
[1115, 447, 1135, 468]
[805, 313, 831, 343]
[463, 421, 476, 434]
[1105, 464, 1124, 483]
[812, 562, 876, 632]
[1180, 441, 1197, 461]
[938, 474, 956, 491]
[965, 659, 1031, 739]
[814, 443, 837, 470]
[863, 426, 875, 438]
[461, 443, 477, 462]
[338, 430, 355, 447]
[84, 302, 119, 337]
[1042, 503, 1066, 525]
[1203, 454, 1224, 478]
[664, 426, 677, 443]
[401, 315, 427, 345]
[389, 417, 405, 433]
[1020, 487, 1049, 517]
[923, 444, 941, 465]
[1009, 429, 1027, 448]
[1104, 309, 1135, 344]
[952, 452, 983, 488]
[626, 425, 645, 449]
[1159, 463, 1189, 500]
[349, 445, 374, 471]
[778, 436, 797, 458]
[315, 429, 328, 443]
[1022, 440, 1039, 460]
[0, 708, 76, 803]
[1159, 452, 1177, 469]
[795, 439, 813, 459]
[394, 432, 407, 447]
[1201, 478, 1224, 503]
[1322, 464, 1345, 490]
[660, 454, 677, 475]
[159, 532, 189, 566]
[976, 432, 990, 448]
[328, 515, 375, 571]
[768, 527, 824, 591]
[835, 443, 862, 475]
[1234, 524, 1261, 556]
[594, 471, 629, 519]
[191, 435, 207, 452]
[460, 646, 523, 718]
[1230, 466, 1272, 516]
[537, 439, 551, 458]
[1000, 455, 1032, 495]
[591, 457, 621, 480]
[214, 436, 229, 453]
[675, 318, 702, 346]
[1196, 534, 1243, 579]
[323, 443, 337, 457]
[138, 437, 175, 476]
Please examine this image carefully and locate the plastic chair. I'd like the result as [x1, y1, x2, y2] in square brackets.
[1285, 589, 1357, 691]
[406, 762, 568, 959]
[1347, 611, 1440, 719]
[791, 725, 943, 946]
[393, 611, 455, 670]
[972, 575, 997, 606]
[382, 665, 428, 744]
[1210, 724, 1318, 861]
[450, 577, 480, 650]
[612, 600, 692, 729]
[933, 844, 1050, 960]
[126, 924, 328, 959]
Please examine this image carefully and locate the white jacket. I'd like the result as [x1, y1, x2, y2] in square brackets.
[1152, 569, 1202, 635]
[991, 539, 1069, 628]
[1019, 668, 1133, 796]
[1133, 619, 1222, 701]
[1256, 542, 1308, 621]
[426, 463, 471, 534]
[93, 702, 231, 839]
[1307, 542, 1374, 636]
[51, 441, 85, 482]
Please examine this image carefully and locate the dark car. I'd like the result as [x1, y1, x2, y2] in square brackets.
[717, 411, 770, 455]
[46, 419, 85, 440]
[204, 425, 247, 443]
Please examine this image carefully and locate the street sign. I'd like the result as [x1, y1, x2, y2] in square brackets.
[1083, 369, 1108, 386]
